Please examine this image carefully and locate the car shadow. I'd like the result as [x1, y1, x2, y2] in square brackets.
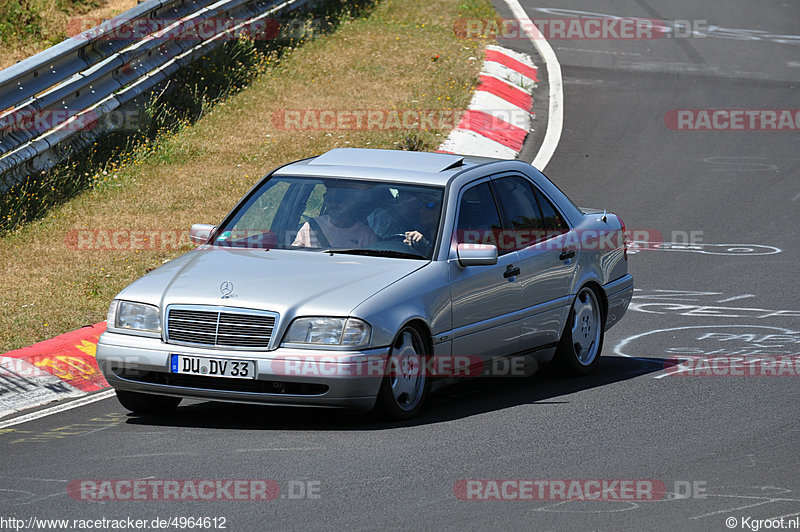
[124, 355, 666, 430]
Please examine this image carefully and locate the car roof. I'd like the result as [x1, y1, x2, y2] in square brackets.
[273, 148, 506, 186]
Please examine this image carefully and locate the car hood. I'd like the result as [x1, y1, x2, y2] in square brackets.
[116, 247, 427, 317]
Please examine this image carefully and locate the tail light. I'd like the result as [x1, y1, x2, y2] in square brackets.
[617, 215, 628, 260]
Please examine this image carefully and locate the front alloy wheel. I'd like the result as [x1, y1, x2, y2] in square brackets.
[374, 326, 430, 420]
[555, 286, 605, 376]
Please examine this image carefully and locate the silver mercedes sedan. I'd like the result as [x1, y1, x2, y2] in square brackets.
[96, 148, 633, 419]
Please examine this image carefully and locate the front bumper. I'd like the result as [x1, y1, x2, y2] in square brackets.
[97, 331, 389, 411]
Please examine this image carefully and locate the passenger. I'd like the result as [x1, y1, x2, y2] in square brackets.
[292, 186, 378, 248]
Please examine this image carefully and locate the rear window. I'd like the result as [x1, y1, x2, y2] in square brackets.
[534, 188, 569, 236]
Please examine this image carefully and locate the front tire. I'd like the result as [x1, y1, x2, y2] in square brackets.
[555, 286, 605, 376]
[116, 390, 181, 415]
[374, 326, 430, 420]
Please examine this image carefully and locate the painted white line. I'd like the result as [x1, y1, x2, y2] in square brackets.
[0, 389, 116, 430]
[502, 0, 563, 171]
[768, 511, 800, 521]
[234, 447, 322, 452]
[716, 294, 755, 303]
[556, 47, 642, 57]
[119, 451, 200, 458]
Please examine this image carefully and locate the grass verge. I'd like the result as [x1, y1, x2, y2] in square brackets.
[0, 0, 138, 70]
[0, 0, 497, 351]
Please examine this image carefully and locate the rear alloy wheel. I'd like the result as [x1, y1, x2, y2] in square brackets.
[374, 326, 430, 420]
[115, 389, 181, 415]
[555, 286, 605, 376]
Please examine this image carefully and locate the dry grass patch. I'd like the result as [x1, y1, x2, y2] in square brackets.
[0, 0, 496, 350]
[0, 0, 138, 70]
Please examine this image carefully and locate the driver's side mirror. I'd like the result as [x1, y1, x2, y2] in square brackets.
[190, 224, 216, 245]
[457, 243, 498, 266]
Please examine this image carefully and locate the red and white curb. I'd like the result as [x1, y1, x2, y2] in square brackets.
[0, 322, 108, 420]
[439, 45, 538, 159]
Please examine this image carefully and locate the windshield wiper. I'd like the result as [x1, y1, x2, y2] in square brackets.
[320, 248, 427, 260]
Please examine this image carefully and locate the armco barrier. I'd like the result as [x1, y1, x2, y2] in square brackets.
[0, 0, 313, 192]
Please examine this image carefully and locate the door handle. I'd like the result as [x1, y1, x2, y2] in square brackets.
[504, 265, 520, 278]
[559, 249, 576, 261]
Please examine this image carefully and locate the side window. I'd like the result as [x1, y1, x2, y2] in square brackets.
[455, 182, 503, 250]
[233, 180, 291, 233]
[533, 188, 569, 238]
[492, 176, 545, 250]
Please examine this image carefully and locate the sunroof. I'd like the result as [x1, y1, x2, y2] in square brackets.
[308, 148, 464, 173]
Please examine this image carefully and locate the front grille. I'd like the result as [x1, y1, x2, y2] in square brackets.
[166, 306, 277, 349]
[113, 368, 328, 396]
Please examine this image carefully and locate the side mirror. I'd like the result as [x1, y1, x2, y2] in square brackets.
[457, 243, 498, 266]
[190, 224, 216, 245]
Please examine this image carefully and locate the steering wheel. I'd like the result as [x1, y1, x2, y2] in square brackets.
[390, 232, 431, 250]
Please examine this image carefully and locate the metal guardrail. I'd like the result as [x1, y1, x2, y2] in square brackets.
[0, 0, 309, 192]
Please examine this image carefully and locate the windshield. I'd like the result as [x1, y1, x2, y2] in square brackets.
[210, 176, 445, 259]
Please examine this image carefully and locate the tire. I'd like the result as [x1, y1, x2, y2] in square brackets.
[555, 285, 605, 376]
[373, 325, 430, 420]
[116, 389, 181, 415]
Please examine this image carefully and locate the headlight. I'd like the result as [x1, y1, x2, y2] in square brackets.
[284, 317, 371, 347]
[110, 300, 161, 334]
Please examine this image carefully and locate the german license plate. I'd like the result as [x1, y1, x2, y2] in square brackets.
[170, 354, 256, 379]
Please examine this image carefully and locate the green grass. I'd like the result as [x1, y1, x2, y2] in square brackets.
[0, 0, 100, 45]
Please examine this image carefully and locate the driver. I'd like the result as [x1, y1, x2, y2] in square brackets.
[292, 186, 378, 248]
[367, 190, 440, 252]
[400, 191, 440, 250]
